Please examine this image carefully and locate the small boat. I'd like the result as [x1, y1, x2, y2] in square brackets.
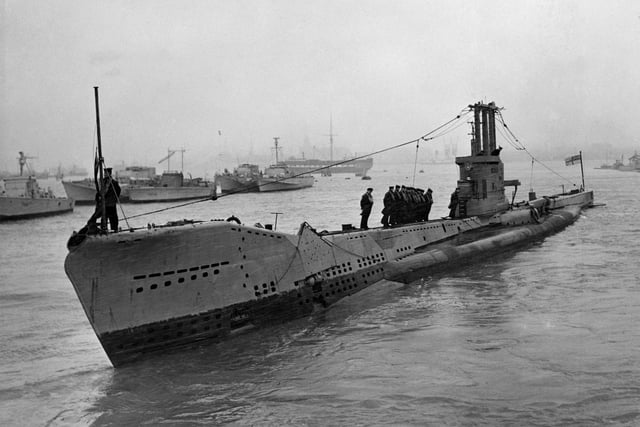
[1, 153, 74, 220]
[127, 171, 214, 202]
[278, 120, 373, 176]
[281, 157, 373, 176]
[257, 165, 314, 192]
[257, 137, 314, 192]
[64, 98, 593, 367]
[62, 178, 102, 204]
[215, 164, 261, 194]
[62, 165, 157, 204]
[125, 149, 214, 203]
[609, 152, 640, 172]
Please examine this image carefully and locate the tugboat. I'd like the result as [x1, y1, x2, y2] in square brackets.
[214, 163, 261, 194]
[257, 164, 315, 192]
[1, 152, 75, 220]
[257, 137, 314, 192]
[278, 120, 374, 176]
[282, 157, 373, 176]
[126, 149, 214, 202]
[64, 96, 593, 366]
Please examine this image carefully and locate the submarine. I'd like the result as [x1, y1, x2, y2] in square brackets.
[64, 99, 593, 367]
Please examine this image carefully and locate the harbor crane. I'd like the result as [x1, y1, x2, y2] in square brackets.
[17, 151, 37, 176]
[158, 148, 186, 172]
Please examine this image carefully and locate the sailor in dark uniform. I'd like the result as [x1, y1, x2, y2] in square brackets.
[360, 187, 374, 230]
[88, 168, 122, 232]
[398, 185, 409, 224]
[390, 185, 401, 225]
[414, 188, 425, 222]
[424, 188, 433, 221]
[448, 187, 459, 219]
[381, 186, 394, 228]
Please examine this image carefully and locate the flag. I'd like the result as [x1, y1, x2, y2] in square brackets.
[565, 153, 582, 166]
[93, 150, 100, 193]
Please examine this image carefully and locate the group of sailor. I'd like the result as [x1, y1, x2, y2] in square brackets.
[359, 185, 465, 229]
[379, 185, 434, 228]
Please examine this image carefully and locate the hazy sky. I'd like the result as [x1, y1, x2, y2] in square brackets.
[2, 0, 639, 175]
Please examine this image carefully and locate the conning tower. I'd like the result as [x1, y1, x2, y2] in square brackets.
[455, 102, 517, 217]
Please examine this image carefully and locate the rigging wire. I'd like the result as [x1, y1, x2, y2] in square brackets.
[494, 111, 577, 187]
[494, 119, 524, 151]
[101, 103, 580, 225]
[411, 108, 473, 186]
[411, 140, 420, 187]
[495, 110, 526, 150]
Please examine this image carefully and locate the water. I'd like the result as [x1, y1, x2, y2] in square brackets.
[1, 161, 639, 426]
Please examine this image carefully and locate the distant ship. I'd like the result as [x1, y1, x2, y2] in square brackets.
[597, 152, 640, 172]
[127, 171, 214, 203]
[62, 160, 214, 204]
[61, 178, 99, 204]
[215, 164, 261, 194]
[255, 137, 314, 192]
[280, 118, 374, 176]
[279, 157, 373, 176]
[257, 164, 314, 192]
[64, 97, 593, 367]
[1, 152, 74, 220]
[126, 149, 214, 203]
[62, 165, 156, 204]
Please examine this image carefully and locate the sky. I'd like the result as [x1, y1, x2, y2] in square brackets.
[2, 0, 639, 176]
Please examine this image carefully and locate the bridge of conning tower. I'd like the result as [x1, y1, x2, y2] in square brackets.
[454, 102, 519, 217]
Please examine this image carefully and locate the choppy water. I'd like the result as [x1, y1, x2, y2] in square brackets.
[1, 161, 639, 426]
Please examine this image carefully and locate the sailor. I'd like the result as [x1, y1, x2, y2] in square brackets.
[448, 187, 459, 219]
[414, 188, 425, 222]
[398, 185, 409, 224]
[381, 186, 394, 228]
[360, 187, 374, 230]
[88, 168, 122, 232]
[407, 187, 417, 222]
[424, 188, 433, 221]
[390, 185, 401, 225]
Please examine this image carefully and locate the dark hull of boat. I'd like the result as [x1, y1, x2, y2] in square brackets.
[385, 207, 581, 283]
[215, 175, 260, 194]
[257, 176, 314, 192]
[281, 158, 373, 175]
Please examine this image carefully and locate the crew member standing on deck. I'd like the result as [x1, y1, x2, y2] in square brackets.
[381, 186, 394, 228]
[390, 185, 401, 225]
[448, 187, 459, 219]
[360, 187, 374, 230]
[424, 188, 433, 221]
[88, 167, 122, 232]
[399, 185, 409, 224]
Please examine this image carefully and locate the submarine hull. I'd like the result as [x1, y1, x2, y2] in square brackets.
[64, 192, 591, 366]
[385, 206, 582, 284]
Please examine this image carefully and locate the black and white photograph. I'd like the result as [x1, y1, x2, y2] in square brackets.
[1, 1, 639, 425]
